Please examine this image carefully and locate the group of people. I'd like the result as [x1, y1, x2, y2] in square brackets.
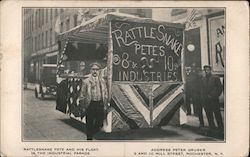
[185, 64, 224, 131]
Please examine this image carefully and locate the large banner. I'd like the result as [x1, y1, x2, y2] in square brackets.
[111, 20, 183, 82]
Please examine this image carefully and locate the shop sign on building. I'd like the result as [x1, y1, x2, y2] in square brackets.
[208, 14, 225, 74]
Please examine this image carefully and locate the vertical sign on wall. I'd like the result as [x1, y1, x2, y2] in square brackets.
[208, 14, 225, 74]
[111, 20, 184, 82]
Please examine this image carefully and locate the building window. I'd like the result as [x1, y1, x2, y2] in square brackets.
[40, 9, 42, 27]
[30, 17, 32, 34]
[26, 20, 27, 37]
[40, 34, 42, 49]
[26, 19, 28, 37]
[137, 9, 145, 17]
[60, 9, 64, 13]
[45, 31, 48, 47]
[27, 19, 29, 36]
[74, 14, 78, 27]
[32, 37, 34, 51]
[26, 20, 28, 37]
[39, 34, 42, 50]
[30, 38, 32, 51]
[37, 10, 39, 28]
[48, 31, 50, 47]
[42, 33, 44, 48]
[24, 21, 26, 38]
[50, 9, 53, 22]
[37, 36, 38, 50]
[27, 18, 29, 36]
[36, 36, 38, 50]
[36, 35, 39, 50]
[31, 14, 33, 31]
[42, 9, 44, 26]
[34, 37, 36, 51]
[46, 9, 48, 23]
[60, 22, 63, 33]
[55, 32, 57, 44]
[39, 9, 41, 28]
[35, 37, 36, 50]
[35, 11, 38, 29]
[29, 38, 32, 52]
[66, 19, 70, 30]
[27, 19, 28, 36]
[29, 18, 31, 36]
[55, 8, 58, 17]
[25, 21, 27, 37]
[30, 18, 32, 36]
[44, 32, 46, 48]
[28, 19, 30, 36]
[23, 20, 24, 38]
[37, 36, 39, 50]
[50, 28, 52, 46]
[36, 35, 38, 50]
[53, 29, 56, 44]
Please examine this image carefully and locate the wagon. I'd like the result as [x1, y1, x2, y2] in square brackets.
[55, 12, 186, 132]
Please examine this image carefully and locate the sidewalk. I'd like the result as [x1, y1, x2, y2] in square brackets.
[181, 109, 225, 140]
[94, 125, 218, 141]
[92, 110, 224, 141]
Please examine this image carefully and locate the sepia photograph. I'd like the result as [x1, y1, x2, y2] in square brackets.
[22, 7, 225, 141]
[1, 1, 249, 157]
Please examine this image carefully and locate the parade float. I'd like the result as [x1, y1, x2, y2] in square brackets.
[55, 12, 186, 132]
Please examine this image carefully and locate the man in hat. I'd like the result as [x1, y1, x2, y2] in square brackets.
[185, 64, 204, 127]
[185, 66, 192, 115]
[79, 62, 109, 140]
[202, 65, 223, 130]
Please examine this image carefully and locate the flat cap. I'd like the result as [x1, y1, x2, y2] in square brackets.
[203, 65, 212, 69]
[90, 62, 102, 69]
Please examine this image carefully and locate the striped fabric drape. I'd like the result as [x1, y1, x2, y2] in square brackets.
[110, 83, 184, 131]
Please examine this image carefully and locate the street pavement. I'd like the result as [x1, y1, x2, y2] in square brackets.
[23, 89, 222, 141]
[23, 89, 87, 141]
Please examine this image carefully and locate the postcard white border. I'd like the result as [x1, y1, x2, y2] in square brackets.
[0, 1, 249, 157]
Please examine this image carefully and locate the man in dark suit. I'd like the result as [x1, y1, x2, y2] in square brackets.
[202, 65, 223, 130]
[186, 65, 204, 127]
[192, 67, 204, 127]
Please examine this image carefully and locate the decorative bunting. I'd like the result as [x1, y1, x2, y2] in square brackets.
[57, 39, 69, 75]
